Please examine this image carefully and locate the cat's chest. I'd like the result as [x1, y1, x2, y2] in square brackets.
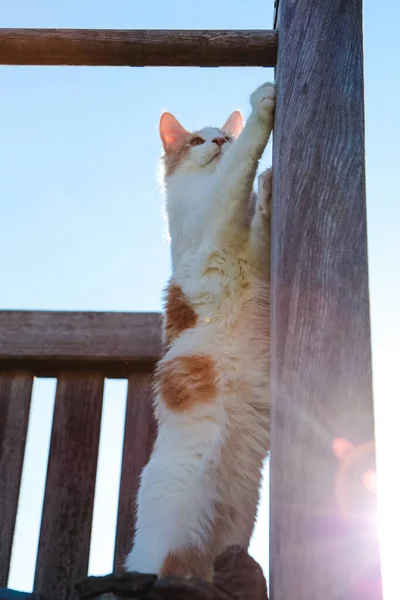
[174, 247, 255, 311]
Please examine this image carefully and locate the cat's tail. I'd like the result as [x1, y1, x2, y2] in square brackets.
[124, 412, 223, 580]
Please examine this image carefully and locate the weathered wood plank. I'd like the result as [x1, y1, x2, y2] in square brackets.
[0, 29, 277, 67]
[34, 373, 104, 600]
[113, 373, 156, 571]
[0, 372, 33, 587]
[0, 311, 161, 376]
[270, 1, 382, 599]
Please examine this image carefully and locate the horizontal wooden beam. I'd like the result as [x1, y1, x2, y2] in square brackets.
[0, 28, 277, 67]
[0, 310, 162, 376]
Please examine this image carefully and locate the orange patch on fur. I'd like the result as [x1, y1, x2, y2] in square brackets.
[156, 355, 217, 411]
[160, 547, 212, 579]
[164, 283, 197, 347]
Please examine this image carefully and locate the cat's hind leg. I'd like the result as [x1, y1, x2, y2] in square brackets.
[125, 410, 223, 581]
[256, 168, 272, 223]
[211, 424, 268, 559]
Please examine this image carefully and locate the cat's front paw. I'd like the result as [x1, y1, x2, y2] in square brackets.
[257, 168, 272, 220]
[250, 82, 275, 122]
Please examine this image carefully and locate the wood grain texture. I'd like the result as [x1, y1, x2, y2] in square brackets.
[270, 0, 382, 599]
[113, 373, 156, 570]
[34, 373, 104, 600]
[0, 372, 33, 586]
[0, 29, 277, 67]
[0, 311, 161, 377]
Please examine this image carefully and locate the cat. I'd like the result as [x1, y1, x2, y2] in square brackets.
[125, 81, 276, 580]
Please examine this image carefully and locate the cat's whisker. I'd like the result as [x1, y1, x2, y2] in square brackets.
[137, 184, 163, 204]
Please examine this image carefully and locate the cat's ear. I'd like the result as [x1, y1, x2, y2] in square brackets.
[222, 110, 244, 137]
[160, 112, 189, 152]
[332, 438, 355, 461]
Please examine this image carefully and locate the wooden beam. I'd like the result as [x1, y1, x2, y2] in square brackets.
[0, 28, 277, 67]
[34, 373, 104, 600]
[114, 373, 156, 571]
[0, 372, 33, 587]
[0, 311, 161, 376]
[270, 1, 382, 599]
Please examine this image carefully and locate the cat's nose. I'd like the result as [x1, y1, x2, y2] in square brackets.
[212, 137, 227, 147]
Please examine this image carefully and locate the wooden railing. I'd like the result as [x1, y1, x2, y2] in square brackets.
[0, 310, 161, 599]
[0, 29, 277, 67]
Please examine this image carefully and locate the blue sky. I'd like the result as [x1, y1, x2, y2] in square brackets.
[1, 0, 399, 597]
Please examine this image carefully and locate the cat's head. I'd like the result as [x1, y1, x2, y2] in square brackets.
[159, 111, 244, 177]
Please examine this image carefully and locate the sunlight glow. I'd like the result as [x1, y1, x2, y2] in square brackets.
[375, 407, 399, 600]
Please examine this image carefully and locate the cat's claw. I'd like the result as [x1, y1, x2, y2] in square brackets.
[250, 82, 276, 121]
[257, 168, 272, 220]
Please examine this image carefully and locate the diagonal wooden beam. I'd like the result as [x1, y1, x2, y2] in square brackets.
[0, 28, 277, 67]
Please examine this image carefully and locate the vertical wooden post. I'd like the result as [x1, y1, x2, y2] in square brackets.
[34, 373, 104, 600]
[0, 372, 33, 586]
[114, 372, 156, 570]
[270, 1, 382, 599]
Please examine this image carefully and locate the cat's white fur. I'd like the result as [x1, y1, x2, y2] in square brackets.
[125, 82, 275, 578]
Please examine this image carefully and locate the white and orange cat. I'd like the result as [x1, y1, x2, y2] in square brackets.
[125, 81, 275, 580]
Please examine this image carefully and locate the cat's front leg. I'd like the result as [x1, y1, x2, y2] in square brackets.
[256, 168, 272, 226]
[217, 82, 275, 192]
[250, 81, 276, 131]
[249, 168, 272, 277]
[209, 83, 275, 245]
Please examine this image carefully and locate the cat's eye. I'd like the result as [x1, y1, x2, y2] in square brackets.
[190, 136, 205, 146]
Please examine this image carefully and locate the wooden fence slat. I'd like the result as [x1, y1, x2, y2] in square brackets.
[0, 311, 161, 377]
[0, 372, 33, 586]
[0, 29, 278, 67]
[113, 372, 156, 571]
[270, 0, 382, 599]
[34, 373, 104, 600]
